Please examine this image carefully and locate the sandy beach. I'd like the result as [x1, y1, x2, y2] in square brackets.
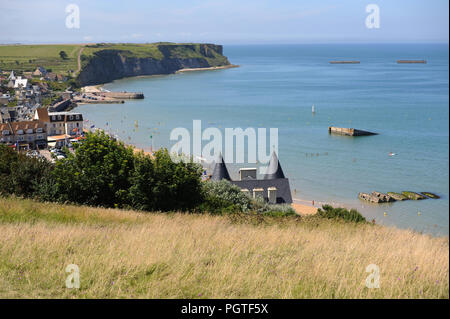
[176, 64, 239, 73]
[81, 85, 103, 93]
[291, 202, 318, 215]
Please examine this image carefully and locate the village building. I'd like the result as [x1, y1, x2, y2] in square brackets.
[13, 76, 28, 89]
[32, 66, 47, 77]
[0, 120, 47, 149]
[7, 70, 16, 81]
[34, 108, 83, 136]
[211, 152, 293, 204]
[0, 107, 17, 123]
[0, 95, 9, 106]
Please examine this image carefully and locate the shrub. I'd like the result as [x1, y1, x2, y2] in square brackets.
[317, 204, 366, 223]
[200, 180, 253, 213]
[50, 131, 135, 207]
[0, 144, 53, 198]
[251, 197, 297, 216]
[129, 149, 203, 211]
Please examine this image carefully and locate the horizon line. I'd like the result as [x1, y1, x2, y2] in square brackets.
[0, 41, 448, 46]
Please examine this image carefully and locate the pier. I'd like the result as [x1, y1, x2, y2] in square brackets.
[92, 92, 144, 99]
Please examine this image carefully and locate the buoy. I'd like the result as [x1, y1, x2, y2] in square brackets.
[418, 212, 421, 216]
[384, 212, 387, 216]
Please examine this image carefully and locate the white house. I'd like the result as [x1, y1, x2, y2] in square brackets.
[14, 76, 28, 89]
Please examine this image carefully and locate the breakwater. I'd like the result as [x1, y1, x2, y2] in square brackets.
[328, 126, 377, 136]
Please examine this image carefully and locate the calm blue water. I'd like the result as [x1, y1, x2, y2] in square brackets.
[77, 44, 449, 236]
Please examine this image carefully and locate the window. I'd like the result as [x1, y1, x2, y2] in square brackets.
[268, 187, 277, 204]
[17, 129, 24, 135]
[26, 129, 33, 134]
[253, 188, 264, 200]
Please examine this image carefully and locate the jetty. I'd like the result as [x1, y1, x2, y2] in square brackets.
[92, 92, 144, 99]
[329, 126, 377, 136]
[329, 61, 360, 64]
[397, 60, 427, 64]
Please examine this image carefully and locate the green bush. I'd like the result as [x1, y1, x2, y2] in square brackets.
[0, 144, 53, 198]
[49, 131, 135, 206]
[200, 179, 253, 214]
[129, 149, 203, 211]
[251, 198, 297, 216]
[317, 204, 366, 223]
[46, 131, 203, 211]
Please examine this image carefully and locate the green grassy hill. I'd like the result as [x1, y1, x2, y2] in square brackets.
[0, 196, 448, 298]
[0, 44, 82, 74]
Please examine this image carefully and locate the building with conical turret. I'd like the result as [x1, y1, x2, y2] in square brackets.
[209, 151, 292, 204]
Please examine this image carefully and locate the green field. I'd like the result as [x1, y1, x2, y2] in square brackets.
[0, 44, 82, 74]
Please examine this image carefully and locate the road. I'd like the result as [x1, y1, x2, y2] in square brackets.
[76, 46, 84, 74]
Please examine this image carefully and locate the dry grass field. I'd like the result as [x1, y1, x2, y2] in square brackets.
[0, 196, 448, 299]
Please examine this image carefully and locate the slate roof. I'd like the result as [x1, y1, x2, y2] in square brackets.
[263, 151, 285, 179]
[211, 153, 231, 181]
[210, 151, 293, 204]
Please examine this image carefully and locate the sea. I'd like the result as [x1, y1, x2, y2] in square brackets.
[76, 44, 449, 236]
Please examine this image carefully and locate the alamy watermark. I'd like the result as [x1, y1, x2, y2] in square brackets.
[365, 264, 380, 288]
[65, 4, 80, 29]
[169, 120, 278, 174]
[365, 4, 380, 29]
[65, 264, 80, 289]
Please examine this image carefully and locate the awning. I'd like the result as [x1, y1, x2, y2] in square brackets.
[47, 134, 71, 142]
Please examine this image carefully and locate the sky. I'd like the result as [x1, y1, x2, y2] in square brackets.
[0, 0, 448, 44]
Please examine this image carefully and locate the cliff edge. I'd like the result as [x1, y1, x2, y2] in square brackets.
[77, 43, 232, 86]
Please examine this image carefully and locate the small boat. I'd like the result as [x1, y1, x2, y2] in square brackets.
[312, 104, 315, 114]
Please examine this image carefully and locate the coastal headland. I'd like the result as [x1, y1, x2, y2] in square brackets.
[77, 43, 233, 86]
[0, 43, 234, 86]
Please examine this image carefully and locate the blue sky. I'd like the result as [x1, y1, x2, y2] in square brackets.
[0, 0, 448, 44]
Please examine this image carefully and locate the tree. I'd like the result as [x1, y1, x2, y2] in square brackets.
[129, 149, 203, 211]
[59, 50, 68, 60]
[50, 131, 135, 206]
[0, 144, 53, 198]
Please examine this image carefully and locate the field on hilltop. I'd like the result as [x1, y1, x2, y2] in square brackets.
[0, 44, 82, 74]
[0, 196, 448, 299]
